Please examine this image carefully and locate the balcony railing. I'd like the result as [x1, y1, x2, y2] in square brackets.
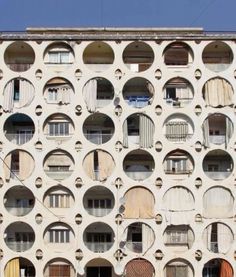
[126, 96, 150, 108]
[84, 133, 113, 144]
[96, 99, 113, 108]
[205, 63, 230, 72]
[45, 170, 73, 180]
[5, 133, 34, 145]
[125, 170, 152, 180]
[164, 98, 193, 107]
[210, 242, 218, 253]
[85, 242, 113, 252]
[7, 63, 32, 72]
[204, 171, 231, 180]
[164, 169, 192, 175]
[128, 135, 139, 144]
[6, 241, 34, 252]
[209, 135, 225, 144]
[126, 241, 143, 253]
[165, 134, 193, 142]
[5, 206, 33, 216]
[85, 63, 112, 71]
[86, 208, 112, 217]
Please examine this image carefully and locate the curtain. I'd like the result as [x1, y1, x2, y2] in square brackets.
[4, 258, 20, 277]
[83, 152, 95, 180]
[3, 80, 14, 112]
[19, 79, 34, 107]
[142, 224, 154, 253]
[139, 114, 154, 148]
[19, 151, 34, 180]
[166, 121, 189, 141]
[163, 187, 194, 211]
[202, 118, 210, 148]
[84, 79, 97, 112]
[217, 223, 233, 254]
[123, 119, 129, 148]
[187, 228, 194, 248]
[124, 187, 154, 219]
[57, 85, 71, 104]
[204, 78, 233, 107]
[220, 260, 233, 277]
[203, 187, 233, 218]
[97, 150, 114, 181]
[203, 224, 212, 251]
[4, 153, 12, 181]
[225, 117, 233, 148]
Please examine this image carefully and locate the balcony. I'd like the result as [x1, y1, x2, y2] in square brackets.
[5, 257, 35, 277]
[83, 41, 114, 72]
[4, 41, 35, 72]
[123, 77, 154, 108]
[85, 242, 113, 253]
[202, 41, 233, 72]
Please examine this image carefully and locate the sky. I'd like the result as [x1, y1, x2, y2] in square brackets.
[0, 0, 236, 31]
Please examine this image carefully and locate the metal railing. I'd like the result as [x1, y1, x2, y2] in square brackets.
[85, 242, 113, 252]
[125, 170, 152, 180]
[45, 170, 73, 180]
[96, 99, 113, 108]
[165, 134, 193, 142]
[126, 241, 143, 253]
[86, 208, 112, 217]
[5, 133, 34, 145]
[84, 133, 113, 144]
[5, 206, 33, 216]
[126, 96, 150, 108]
[6, 241, 34, 252]
[204, 171, 231, 180]
[7, 63, 32, 71]
[209, 135, 225, 144]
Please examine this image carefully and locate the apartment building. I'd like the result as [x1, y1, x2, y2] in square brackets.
[0, 27, 235, 277]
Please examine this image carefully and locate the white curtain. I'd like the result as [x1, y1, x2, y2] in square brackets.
[225, 117, 233, 148]
[217, 223, 233, 254]
[19, 79, 34, 107]
[57, 85, 71, 104]
[163, 187, 194, 211]
[204, 78, 233, 107]
[3, 80, 14, 112]
[98, 150, 114, 181]
[19, 151, 34, 180]
[203, 187, 234, 218]
[4, 153, 12, 181]
[139, 114, 154, 148]
[203, 224, 212, 251]
[83, 79, 97, 112]
[187, 228, 194, 248]
[202, 118, 210, 148]
[142, 224, 154, 253]
[123, 119, 128, 148]
[83, 152, 95, 180]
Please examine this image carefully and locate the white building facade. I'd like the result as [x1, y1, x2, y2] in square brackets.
[0, 27, 235, 277]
